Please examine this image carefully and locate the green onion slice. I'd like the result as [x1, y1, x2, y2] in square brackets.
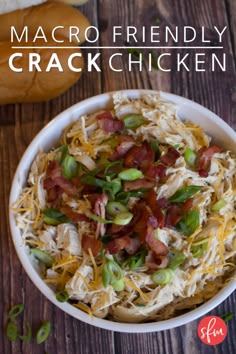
[184, 148, 197, 168]
[169, 185, 202, 203]
[151, 268, 174, 285]
[123, 115, 145, 129]
[113, 212, 133, 225]
[43, 208, 70, 226]
[86, 212, 112, 224]
[118, 168, 144, 181]
[62, 155, 78, 179]
[19, 322, 32, 343]
[111, 278, 125, 292]
[8, 304, 24, 319]
[122, 249, 147, 270]
[106, 202, 128, 216]
[178, 210, 200, 236]
[168, 250, 186, 270]
[56, 290, 69, 303]
[30, 249, 55, 267]
[6, 321, 18, 342]
[104, 160, 123, 177]
[36, 321, 51, 344]
[191, 241, 208, 258]
[211, 199, 227, 212]
[220, 312, 234, 322]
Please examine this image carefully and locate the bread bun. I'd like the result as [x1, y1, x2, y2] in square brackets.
[0, 0, 46, 14]
[0, 39, 84, 104]
[51, 0, 88, 5]
[0, 2, 90, 44]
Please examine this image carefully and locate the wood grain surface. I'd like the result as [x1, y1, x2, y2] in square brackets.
[0, 1, 236, 353]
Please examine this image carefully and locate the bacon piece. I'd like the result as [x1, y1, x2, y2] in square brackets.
[145, 251, 169, 270]
[60, 205, 89, 222]
[44, 160, 78, 197]
[198, 169, 209, 178]
[196, 145, 222, 172]
[94, 194, 108, 238]
[106, 235, 131, 254]
[182, 197, 193, 211]
[47, 186, 62, 203]
[123, 177, 155, 192]
[124, 237, 141, 255]
[109, 135, 135, 161]
[82, 234, 102, 256]
[124, 141, 154, 169]
[160, 147, 180, 166]
[145, 216, 169, 256]
[145, 190, 168, 228]
[96, 111, 125, 133]
[133, 203, 152, 243]
[165, 204, 183, 227]
[96, 111, 114, 120]
[145, 164, 167, 178]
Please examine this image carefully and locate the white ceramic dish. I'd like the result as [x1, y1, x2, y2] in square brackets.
[9, 90, 236, 333]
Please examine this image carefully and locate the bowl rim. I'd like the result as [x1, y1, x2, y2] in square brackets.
[9, 89, 236, 333]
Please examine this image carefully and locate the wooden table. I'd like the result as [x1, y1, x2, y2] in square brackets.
[1, 0, 236, 353]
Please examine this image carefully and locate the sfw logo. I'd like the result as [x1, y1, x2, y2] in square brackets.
[197, 316, 227, 345]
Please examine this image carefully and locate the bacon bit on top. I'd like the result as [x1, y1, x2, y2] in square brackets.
[44, 160, 78, 198]
[196, 145, 222, 176]
[82, 234, 102, 257]
[160, 147, 180, 166]
[145, 251, 169, 270]
[124, 141, 154, 169]
[123, 177, 155, 192]
[60, 205, 90, 222]
[106, 235, 131, 255]
[145, 216, 169, 256]
[109, 135, 135, 161]
[96, 111, 125, 133]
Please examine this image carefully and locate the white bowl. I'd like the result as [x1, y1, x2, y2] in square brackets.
[9, 90, 236, 333]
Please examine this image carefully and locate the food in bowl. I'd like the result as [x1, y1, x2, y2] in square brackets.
[12, 92, 236, 323]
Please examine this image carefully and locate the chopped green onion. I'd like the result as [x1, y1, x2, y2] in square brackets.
[150, 140, 160, 160]
[122, 249, 147, 270]
[99, 235, 113, 245]
[6, 321, 18, 342]
[168, 250, 186, 270]
[30, 249, 55, 267]
[191, 242, 208, 258]
[61, 155, 78, 179]
[86, 212, 112, 224]
[118, 168, 144, 181]
[178, 210, 200, 236]
[116, 189, 148, 203]
[8, 304, 24, 319]
[19, 322, 32, 343]
[58, 144, 69, 164]
[56, 290, 69, 303]
[36, 321, 51, 344]
[43, 208, 70, 225]
[106, 202, 128, 216]
[184, 148, 197, 168]
[220, 312, 234, 322]
[211, 199, 227, 212]
[113, 212, 133, 225]
[169, 185, 202, 203]
[123, 115, 145, 129]
[111, 278, 125, 291]
[151, 268, 174, 285]
[101, 257, 124, 289]
[104, 160, 123, 177]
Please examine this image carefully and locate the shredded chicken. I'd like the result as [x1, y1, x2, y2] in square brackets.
[13, 92, 236, 323]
